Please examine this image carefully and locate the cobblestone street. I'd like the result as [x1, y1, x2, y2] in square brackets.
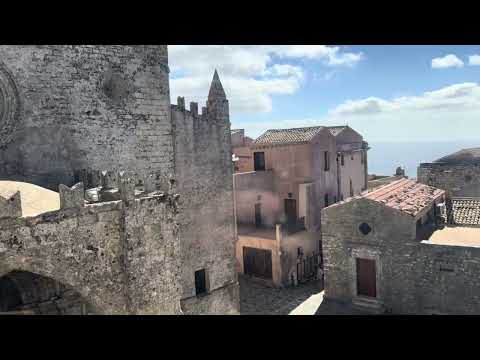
[239, 275, 324, 315]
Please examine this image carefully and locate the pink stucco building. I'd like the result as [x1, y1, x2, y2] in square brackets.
[233, 125, 369, 286]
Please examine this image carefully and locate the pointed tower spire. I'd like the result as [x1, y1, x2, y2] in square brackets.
[208, 69, 226, 101]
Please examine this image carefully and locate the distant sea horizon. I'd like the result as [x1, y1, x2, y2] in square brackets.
[367, 141, 480, 178]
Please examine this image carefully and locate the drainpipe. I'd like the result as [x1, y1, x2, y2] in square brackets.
[336, 153, 341, 199]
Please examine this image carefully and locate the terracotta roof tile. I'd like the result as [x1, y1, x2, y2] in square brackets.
[452, 198, 480, 226]
[253, 126, 325, 145]
[327, 178, 445, 216]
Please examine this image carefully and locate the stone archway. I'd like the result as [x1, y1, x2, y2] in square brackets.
[0, 270, 95, 315]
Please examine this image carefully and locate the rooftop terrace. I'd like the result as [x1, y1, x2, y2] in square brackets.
[426, 226, 480, 248]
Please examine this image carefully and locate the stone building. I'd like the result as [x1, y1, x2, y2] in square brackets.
[322, 178, 480, 314]
[231, 129, 254, 173]
[367, 166, 407, 190]
[234, 125, 368, 287]
[0, 45, 239, 314]
[418, 147, 480, 198]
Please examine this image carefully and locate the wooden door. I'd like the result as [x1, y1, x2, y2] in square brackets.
[284, 199, 297, 229]
[243, 247, 272, 280]
[255, 203, 262, 227]
[356, 258, 376, 298]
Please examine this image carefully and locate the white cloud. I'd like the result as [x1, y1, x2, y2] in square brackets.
[235, 82, 480, 142]
[431, 54, 464, 69]
[469, 54, 480, 66]
[168, 45, 363, 113]
[330, 83, 480, 117]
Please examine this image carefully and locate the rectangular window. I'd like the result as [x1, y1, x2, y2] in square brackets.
[194, 269, 207, 296]
[324, 151, 330, 171]
[341, 154, 344, 166]
[324, 193, 329, 207]
[297, 247, 303, 257]
[254, 152, 265, 171]
[350, 179, 354, 197]
[255, 203, 262, 228]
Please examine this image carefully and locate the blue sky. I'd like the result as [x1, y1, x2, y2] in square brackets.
[169, 45, 480, 142]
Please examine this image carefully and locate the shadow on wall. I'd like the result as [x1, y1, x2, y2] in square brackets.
[0, 270, 94, 315]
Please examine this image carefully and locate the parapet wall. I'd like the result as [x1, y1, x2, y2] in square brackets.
[415, 242, 480, 314]
[0, 179, 181, 314]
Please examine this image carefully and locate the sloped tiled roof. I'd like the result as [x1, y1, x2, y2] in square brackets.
[435, 147, 480, 165]
[452, 198, 480, 226]
[253, 126, 325, 145]
[328, 178, 445, 216]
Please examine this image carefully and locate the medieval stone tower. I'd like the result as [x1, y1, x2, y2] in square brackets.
[0, 46, 239, 314]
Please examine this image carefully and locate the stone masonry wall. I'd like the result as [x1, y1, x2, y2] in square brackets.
[0, 46, 173, 190]
[418, 163, 480, 198]
[415, 243, 480, 314]
[172, 101, 239, 314]
[322, 198, 480, 314]
[0, 184, 181, 314]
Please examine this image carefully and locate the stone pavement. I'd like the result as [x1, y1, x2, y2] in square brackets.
[239, 275, 374, 315]
[239, 275, 324, 315]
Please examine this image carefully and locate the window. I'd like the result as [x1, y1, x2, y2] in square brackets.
[253, 152, 265, 171]
[324, 151, 330, 171]
[297, 247, 304, 257]
[359, 223, 372, 235]
[341, 154, 344, 166]
[324, 193, 329, 207]
[255, 203, 262, 227]
[350, 179, 354, 197]
[194, 269, 207, 296]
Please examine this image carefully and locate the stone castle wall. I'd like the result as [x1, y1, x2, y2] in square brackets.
[0, 182, 181, 314]
[0, 45, 240, 315]
[0, 45, 173, 190]
[172, 99, 239, 314]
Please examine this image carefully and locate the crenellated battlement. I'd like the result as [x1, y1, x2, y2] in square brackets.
[73, 169, 167, 192]
[171, 99, 207, 118]
[172, 70, 228, 123]
[0, 191, 22, 218]
[59, 182, 85, 209]
[60, 170, 180, 209]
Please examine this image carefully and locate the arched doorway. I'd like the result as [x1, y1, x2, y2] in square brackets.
[0, 271, 94, 315]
